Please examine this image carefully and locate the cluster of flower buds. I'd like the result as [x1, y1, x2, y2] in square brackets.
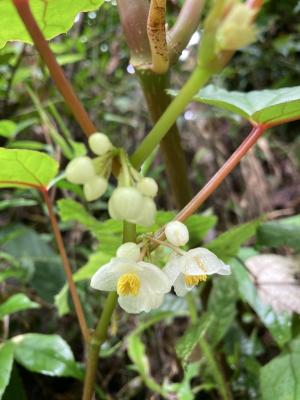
[65, 132, 159, 227]
[108, 176, 158, 227]
[91, 221, 231, 313]
[65, 132, 113, 201]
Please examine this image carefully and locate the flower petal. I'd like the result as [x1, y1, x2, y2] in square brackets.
[139, 261, 171, 293]
[90, 258, 140, 291]
[186, 248, 227, 275]
[173, 274, 191, 297]
[118, 286, 164, 313]
[163, 256, 182, 284]
[217, 264, 231, 275]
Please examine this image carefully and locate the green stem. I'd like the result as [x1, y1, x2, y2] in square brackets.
[82, 222, 136, 400]
[186, 293, 232, 400]
[198, 336, 232, 400]
[138, 71, 193, 208]
[131, 67, 211, 168]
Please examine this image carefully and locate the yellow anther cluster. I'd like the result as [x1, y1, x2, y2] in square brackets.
[184, 274, 207, 287]
[117, 273, 141, 296]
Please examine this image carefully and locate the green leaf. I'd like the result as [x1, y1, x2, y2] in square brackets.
[231, 251, 291, 347]
[0, 294, 39, 320]
[185, 213, 217, 247]
[0, 148, 58, 189]
[0, 0, 105, 49]
[0, 342, 14, 399]
[207, 275, 238, 346]
[0, 120, 17, 139]
[257, 215, 300, 251]
[206, 219, 261, 262]
[73, 250, 112, 282]
[193, 85, 300, 125]
[176, 314, 212, 366]
[0, 225, 65, 302]
[260, 335, 300, 400]
[127, 334, 167, 397]
[11, 334, 83, 380]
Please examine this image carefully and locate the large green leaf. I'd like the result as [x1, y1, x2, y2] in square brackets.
[0, 148, 58, 189]
[0, 294, 39, 320]
[0, 0, 105, 49]
[11, 334, 83, 380]
[257, 215, 300, 251]
[260, 336, 300, 400]
[193, 85, 300, 126]
[0, 342, 14, 399]
[232, 250, 291, 347]
[206, 219, 261, 262]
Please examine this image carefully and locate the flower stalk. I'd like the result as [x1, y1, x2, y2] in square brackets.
[82, 222, 136, 400]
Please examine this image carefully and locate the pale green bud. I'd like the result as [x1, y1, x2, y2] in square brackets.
[83, 176, 108, 201]
[108, 187, 144, 222]
[135, 197, 157, 227]
[216, 4, 256, 51]
[136, 177, 158, 198]
[116, 242, 140, 261]
[65, 156, 96, 184]
[88, 132, 113, 156]
[165, 221, 189, 247]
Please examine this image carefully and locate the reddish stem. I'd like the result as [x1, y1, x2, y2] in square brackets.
[13, 0, 96, 137]
[42, 190, 90, 343]
[156, 124, 266, 240]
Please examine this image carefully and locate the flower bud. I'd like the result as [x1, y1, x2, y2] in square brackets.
[165, 221, 189, 247]
[108, 187, 143, 222]
[83, 176, 108, 201]
[65, 156, 96, 184]
[216, 4, 256, 51]
[116, 242, 140, 261]
[135, 197, 157, 227]
[88, 132, 113, 156]
[136, 177, 158, 198]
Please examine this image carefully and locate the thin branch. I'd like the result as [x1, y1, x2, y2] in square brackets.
[13, 0, 97, 137]
[154, 124, 267, 241]
[42, 190, 90, 343]
[168, 0, 206, 63]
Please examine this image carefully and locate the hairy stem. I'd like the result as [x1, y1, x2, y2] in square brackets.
[131, 67, 211, 168]
[13, 0, 97, 137]
[138, 71, 193, 208]
[82, 222, 136, 400]
[42, 190, 90, 343]
[168, 0, 206, 63]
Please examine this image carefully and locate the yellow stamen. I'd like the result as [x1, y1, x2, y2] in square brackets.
[184, 274, 207, 287]
[117, 273, 141, 296]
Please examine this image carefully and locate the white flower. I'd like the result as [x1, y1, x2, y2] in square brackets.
[88, 132, 113, 155]
[135, 197, 157, 227]
[83, 176, 108, 201]
[116, 242, 140, 261]
[136, 177, 158, 198]
[163, 248, 231, 297]
[165, 221, 189, 247]
[91, 257, 171, 313]
[65, 156, 96, 184]
[108, 187, 144, 223]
